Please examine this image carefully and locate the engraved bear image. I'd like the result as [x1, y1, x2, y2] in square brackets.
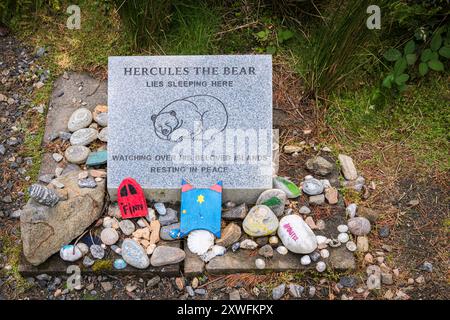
[151, 95, 228, 142]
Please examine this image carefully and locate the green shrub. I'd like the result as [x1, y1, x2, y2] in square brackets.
[0, 0, 61, 25]
[304, 0, 374, 96]
[113, 0, 173, 50]
[382, 23, 450, 92]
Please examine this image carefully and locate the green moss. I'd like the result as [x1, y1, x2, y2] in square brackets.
[91, 259, 113, 273]
[0, 233, 32, 294]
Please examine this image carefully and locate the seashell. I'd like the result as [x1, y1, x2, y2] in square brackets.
[201, 245, 226, 262]
[187, 230, 214, 255]
[29, 184, 59, 206]
[327, 238, 341, 248]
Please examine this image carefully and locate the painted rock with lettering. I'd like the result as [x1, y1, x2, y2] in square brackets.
[70, 128, 98, 146]
[242, 205, 279, 237]
[121, 239, 150, 269]
[277, 214, 317, 254]
[68, 108, 92, 132]
[273, 176, 301, 198]
[256, 189, 287, 217]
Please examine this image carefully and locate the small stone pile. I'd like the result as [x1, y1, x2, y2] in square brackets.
[63, 104, 108, 166]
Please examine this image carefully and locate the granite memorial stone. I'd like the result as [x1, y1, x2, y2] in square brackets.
[108, 55, 273, 203]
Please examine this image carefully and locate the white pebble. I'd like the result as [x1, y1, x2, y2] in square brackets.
[300, 255, 311, 265]
[276, 246, 288, 255]
[320, 249, 330, 258]
[346, 241, 357, 252]
[337, 232, 349, 243]
[337, 224, 348, 233]
[255, 258, 266, 269]
[316, 261, 326, 272]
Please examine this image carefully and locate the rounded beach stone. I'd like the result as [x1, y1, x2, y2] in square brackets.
[68, 108, 92, 132]
[98, 127, 108, 142]
[300, 255, 311, 265]
[101, 228, 119, 245]
[240, 239, 258, 250]
[94, 112, 108, 127]
[255, 258, 266, 269]
[302, 178, 324, 196]
[119, 220, 135, 236]
[64, 145, 90, 164]
[277, 214, 317, 254]
[76, 243, 89, 256]
[337, 232, 349, 243]
[346, 241, 357, 252]
[316, 261, 326, 272]
[90, 244, 105, 259]
[276, 246, 288, 255]
[150, 245, 185, 267]
[348, 217, 371, 236]
[121, 239, 150, 269]
[337, 224, 348, 233]
[70, 128, 98, 146]
[242, 205, 279, 237]
[256, 189, 287, 217]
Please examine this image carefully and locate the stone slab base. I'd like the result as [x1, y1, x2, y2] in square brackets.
[19, 240, 182, 277]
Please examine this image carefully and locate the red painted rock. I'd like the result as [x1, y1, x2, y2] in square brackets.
[118, 178, 148, 219]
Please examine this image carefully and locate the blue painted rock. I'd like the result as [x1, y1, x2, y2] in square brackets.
[86, 150, 107, 167]
[113, 258, 127, 270]
[159, 222, 180, 241]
